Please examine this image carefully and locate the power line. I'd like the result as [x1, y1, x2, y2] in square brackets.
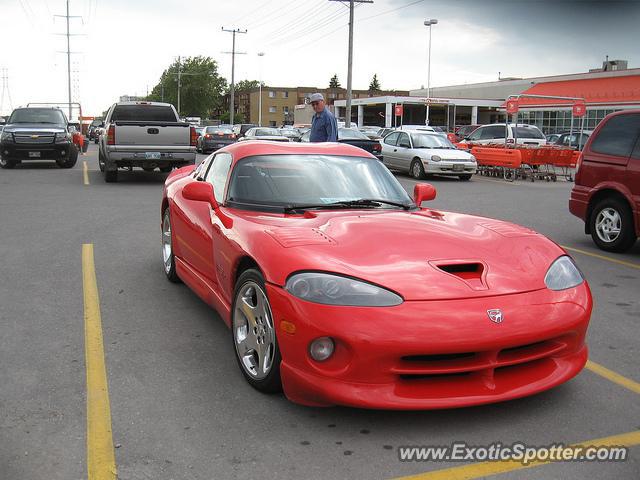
[263, 2, 344, 46]
[231, 0, 277, 28]
[359, 0, 425, 22]
[258, 0, 329, 41]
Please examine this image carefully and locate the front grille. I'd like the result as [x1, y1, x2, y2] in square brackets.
[393, 336, 569, 382]
[14, 134, 55, 144]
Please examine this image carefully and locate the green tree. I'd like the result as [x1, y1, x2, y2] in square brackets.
[220, 111, 245, 124]
[329, 74, 341, 89]
[233, 79, 263, 92]
[147, 56, 228, 118]
[369, 74, 381, 92]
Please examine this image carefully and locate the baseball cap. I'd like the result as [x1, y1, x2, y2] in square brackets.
[309, 93, 324, 103]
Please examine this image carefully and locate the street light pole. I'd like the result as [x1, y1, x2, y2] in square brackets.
[257, 52, 265, 126]
[424, 18, 438, 126]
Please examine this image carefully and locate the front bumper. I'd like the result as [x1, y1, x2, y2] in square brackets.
[424, 161, 477, 175]
[266, 283, 591, 409]
[1, 141, 72, 160]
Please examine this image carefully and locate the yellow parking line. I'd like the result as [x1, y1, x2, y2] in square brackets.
[83, 161, 90, 185]
[562, 245, 640, 270]
[586, 360, 640, 395]
[82, 244, 117, 480]
[392, 430, 640, 480]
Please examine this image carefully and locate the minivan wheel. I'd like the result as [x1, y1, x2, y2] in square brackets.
[590, 198, 637, 253]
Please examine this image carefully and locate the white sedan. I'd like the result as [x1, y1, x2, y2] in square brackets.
[381, 130, 477, 181]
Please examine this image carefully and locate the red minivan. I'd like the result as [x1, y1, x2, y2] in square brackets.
[569, 110, 640, 252]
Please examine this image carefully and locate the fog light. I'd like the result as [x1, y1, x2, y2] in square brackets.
[309, 337, 334, 361]
[61, 150, 66, 155]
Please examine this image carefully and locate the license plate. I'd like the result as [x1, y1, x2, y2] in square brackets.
[453, 164, 464, 171]
[28, 151, 41, 158]
[145, 152, 161, 160]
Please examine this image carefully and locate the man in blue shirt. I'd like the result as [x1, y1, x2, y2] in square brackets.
[309, 93, 338, 142]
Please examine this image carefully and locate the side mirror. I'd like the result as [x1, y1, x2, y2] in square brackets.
[183, 181, 219, 209]
[414, 183, 436, 206]
[182, 181, 233, 228]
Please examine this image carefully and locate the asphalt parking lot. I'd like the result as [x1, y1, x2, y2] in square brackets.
[1, 145, 639, 480]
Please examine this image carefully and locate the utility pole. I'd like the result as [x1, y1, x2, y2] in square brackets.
[257, 52, 265, 126]
[0, 68, 13, 116]
[329, 0, 373, 128]
[55, 0, 82, 119]
[423, 19, 438, 126]
[221, 27, 247, 126]
[177, 56, 181, 116]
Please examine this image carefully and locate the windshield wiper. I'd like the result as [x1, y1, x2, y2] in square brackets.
[284, 199, 412, 213]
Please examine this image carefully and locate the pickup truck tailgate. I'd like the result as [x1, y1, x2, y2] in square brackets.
[114, 121, 192, 148]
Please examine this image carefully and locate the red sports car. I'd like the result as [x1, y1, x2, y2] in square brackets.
[161, 141, 592, 409]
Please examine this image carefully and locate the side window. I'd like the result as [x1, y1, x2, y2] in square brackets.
[468, 127, 483, 141]
[398, 133, 411, 148]
[384, 132, 400, 146]
[590, 114, 640, 157]
[486, 126, 505, 139]
[205, 153, 233, 203]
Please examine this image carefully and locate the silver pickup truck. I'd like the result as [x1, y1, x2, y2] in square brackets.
[98, 101, 196, 182]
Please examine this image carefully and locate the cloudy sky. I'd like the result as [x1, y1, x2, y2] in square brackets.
[1, 0, 638, 117]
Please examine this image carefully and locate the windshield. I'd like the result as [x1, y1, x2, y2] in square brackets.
[9, 108, 66, 124]
[411, 133, 456, 149]
[111, 105, 177, 122]
[514, 126, 545, 139]
[227, 154, 412, 210]
[254, 128, 280, 136]
[339, 128, 370, 140]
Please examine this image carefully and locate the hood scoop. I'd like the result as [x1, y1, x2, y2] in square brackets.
[265, 227, 337, 248]
[430, 260, 488, 291]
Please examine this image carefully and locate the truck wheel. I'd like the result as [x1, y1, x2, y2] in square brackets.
[104, 169, 118, 183]
[56, 145, 78, 168]
[590, 197, 637, 253]
[98, 150, 106, 172]
[160, 166, 173, 173]
[0, 156, 16, 169]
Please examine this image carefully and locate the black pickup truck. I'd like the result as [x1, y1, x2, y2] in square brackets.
[301, 127, 383, 159]
[0, 107, 78, 169]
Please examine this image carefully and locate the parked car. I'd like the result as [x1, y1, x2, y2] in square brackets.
[569, 110, 640, 252]
[300, 127, 382, 159]
[98, 101, 196, 182]
[381, 130, 477, 181]
[160, 140, 592, 409]
[232, 123, 257, 139]
[197, 126, 237, 153]
[278, 127, 302, 142]
[239, 127, 290, 142]
[454, 124, 481, 142]
[553, 130, 593, 151]
[546, 133, 561, 144]
[378, 127, 396, 138]
[464, 123, 547, 146]
[359, 126, 383, 140]
[195, 126, 205, 138]
[0, 106, 78, 169]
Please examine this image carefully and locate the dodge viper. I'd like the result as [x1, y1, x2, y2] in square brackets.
[161, 141, 592, 409]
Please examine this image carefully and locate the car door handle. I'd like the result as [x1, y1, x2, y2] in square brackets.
[393, 149, 397, 152]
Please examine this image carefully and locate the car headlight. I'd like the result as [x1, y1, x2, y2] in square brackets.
[55, 133, 72, 143]
[1, 131, 12, 142]
[544, 256, 584, 291]
[469, 155, 477, 163]
[431, 155, 441, 162]
[285, 272, 403, 306]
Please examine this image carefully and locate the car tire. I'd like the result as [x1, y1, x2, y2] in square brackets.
[0, 156, 16, 169]
[162, 208, 181, 283]
[589, 197, 637, 253]
[98, 150, 106, 172]
[57, 145, 78, 168]
[104, 169, 118, 183]
[410, 159, 425, 179]
[231, 269, 282, 394]
[459, 174, 472, 181]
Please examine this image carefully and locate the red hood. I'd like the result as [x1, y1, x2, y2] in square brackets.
[232, 208, 565, 301]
